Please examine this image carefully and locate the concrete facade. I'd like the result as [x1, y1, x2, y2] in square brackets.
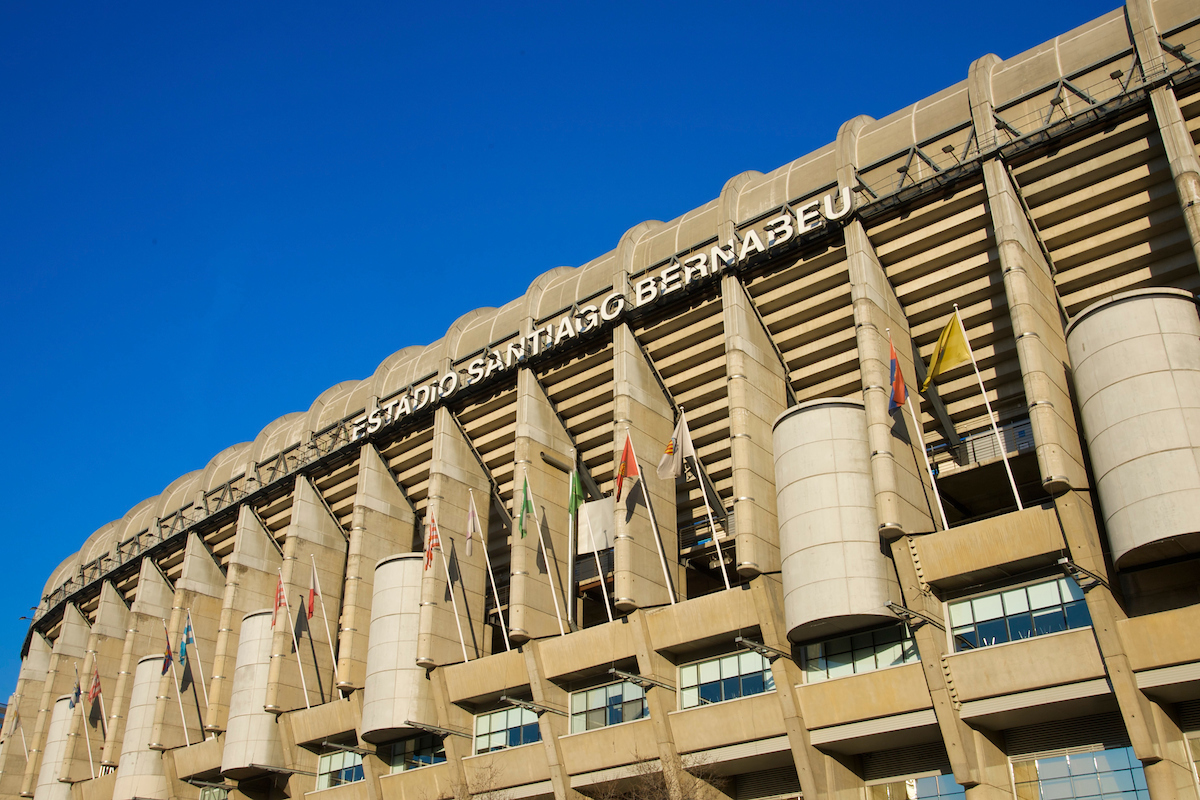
[4, 2, 1200, 800]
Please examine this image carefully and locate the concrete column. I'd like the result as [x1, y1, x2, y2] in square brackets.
[340, 443, 416, 689]
[361, 553, 435, 742]
[749, 577, 828, 800]
[264, 475, 348, 713]
[628, 610, 731, 800]
[419, 407, 491, 664]
[204, 505, 282, 734]
[19, 604, 90, 797]
[31, 697, 72, 800]
[1126, 0, 1200, 271]
[146, 533, 224, 751]
[0, 634, 51, 796]
[101, 559, 173, 769]
[968, 53, 1089, 496]
[611, 323, 680, 611]
[57, 581, 127, 784]
[887, 536, 1013, 800]
[509, 368, 576, 641]
[836, 115, 938, 538]
[221, 610, 286, 779]
[523, 641, 585, 800]
[110, 656, 168, 800]
[721, 274, 786, 578]
[772, 399, 902, 641]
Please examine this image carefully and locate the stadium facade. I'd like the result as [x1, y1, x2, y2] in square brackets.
[5, 1, 1200, 799]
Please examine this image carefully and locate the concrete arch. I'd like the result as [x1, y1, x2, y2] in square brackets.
[306, 380, 363, 435]
[614, 220, 665, 287]
[835, 114, 876, 183]
[523, 266, 578, 325]
[79, 521, 121, 567]
[202, 442, 254, 493]
[249, 413, 308, 467]
[371, 346, 425, 402]
[716, 170, 762, 243]
[42, 551, 82, 600]
[446, 307, 500, 362]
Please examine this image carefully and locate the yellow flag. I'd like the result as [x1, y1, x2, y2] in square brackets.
[921, 315, 971, 392]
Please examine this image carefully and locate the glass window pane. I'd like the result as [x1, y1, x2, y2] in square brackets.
[570, 713, 585, 734]
[972, 594, 1004, 621]
[742, 672, 764, 696]
[586, 708, 605, 730]
[1071, 775, 1101, 797]
[721, 675, 740, 700]
[1002, 588, 1030, 614]
[1028, 581, 1061, 609]
[698, 659, 720, 684]
[1097, 772, 1134, 793]
[607, 684, 624, 703]
[1064, 601, 1092, 630]
[976, 617, 1009, 647]
[1007, 611, 1035, 642]
[913, 776, 938, 798]
[1040, 776, 1075, 800]
[626, 683, 644, 700]
[953, 627, 977, 651]
[571, 693, 584, 714]
[875, 641, 903, 667]
[764, 669, 775, 691]
[1069, 754, 1097, 775]
[1095, 749, 1131, 772]
[739, 651, 763, 674]
[719, 655, 740, 679]
[588, 688, 605, 710]
[681, 687, 698, 708]
[1038, 756, 1070, 780]
[854, 649, 877, 674]
[1059, 577, 1085, 602]
[804, 643, 822, 662]
[680, 664, 697, 688]
[698, 682, 721, 705]
[948, 601, 973, 628]
[874, 625, 903, 645]
[1033, 608, 1067, 636]
[851, 632, 874, 651]
[826, 651, 854, 678]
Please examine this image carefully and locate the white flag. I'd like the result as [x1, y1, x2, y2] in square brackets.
[657, 409, 696, 480]
[466, 492, 481, 558]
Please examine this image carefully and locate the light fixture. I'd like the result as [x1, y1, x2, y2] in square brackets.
[733, 636, 790, 662]
[886, 601, 945, 631]
[608, 667, 675, 692]
[318, 740, 373, 756]
[499, 695, 566, 717]
[403, 720, 472, 739]
[248, 764, 317, 777]
[1057, 557, 1109, 590]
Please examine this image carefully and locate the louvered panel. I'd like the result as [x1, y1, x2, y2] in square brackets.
[1005, 712, 1130, 759]
[539, 342, 616, 495]
[734, 765, 801, 800]
[862, 742, 952, 782]
[458, 387, 518, 507]
[1179, 699, 1200, 733]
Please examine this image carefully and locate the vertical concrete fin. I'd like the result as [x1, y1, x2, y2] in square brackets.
[836, 114, 937, 537]
[205, 504, 281, 733]
[175, 532, 225, 597]
[20, 603, 90, 796]
[419, 410, 490, 665]
[721, 274, 786, 577]
[342, 442, 417, 687]
[0, 633, 51, 797]
[522, 642, 584, 800]
[509, 369, 577, 642]
[970, 53, 1090, 495]
[264, 475, 348, 713]
[611, 324, 680, 613]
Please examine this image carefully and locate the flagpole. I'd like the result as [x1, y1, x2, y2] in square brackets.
[96, 690, 108, 740]
[308, 557, 343, 690]
[955, 306, 1023, 510]
[906, 394, 949, 531]
[278, 570, 311, 709]
[471, 490, 511, 651]
[583, 503, 613, 622]
[184, 610, 211, 718]
[162, 620, 191, 746]
[431, 519, 471, 662]
[566, 449, 577, 628]
[526, 474, 567, 636]
[80, 690, 95, 779]
[628, 436, 676, 605]
[680, 408, 731, 591]
[19, 718, 28, 760]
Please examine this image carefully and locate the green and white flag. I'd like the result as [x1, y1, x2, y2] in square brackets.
[519, 476, 536, 538]
[568, 468, 585, 517]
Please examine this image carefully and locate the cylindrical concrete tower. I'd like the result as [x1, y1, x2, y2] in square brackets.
[361, 553, 435, 743]
[221, 610, 285, 778]
[772, 398, 902, 642]
[32, 696, 72, 800]
[1066, 288, 1200, 567]
[111, 656, 168, 800]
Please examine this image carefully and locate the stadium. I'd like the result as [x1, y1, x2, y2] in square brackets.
[3, 1, 1200, 799]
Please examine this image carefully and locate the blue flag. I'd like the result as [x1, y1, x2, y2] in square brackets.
[179, 620, 195, 666]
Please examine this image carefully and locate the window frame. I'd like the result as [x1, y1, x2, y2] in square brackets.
[678, 650, 775, 710]
[473, 705, 542, 755]
[315, 749, 365, 791]
[568, 679, 649, 733]
[381, 733, 447, 773]
[801, 623, 919, 684]
[946, 576, 1090, 653]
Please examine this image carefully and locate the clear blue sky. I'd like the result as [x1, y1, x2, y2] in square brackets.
[0, 1, 1115, 692]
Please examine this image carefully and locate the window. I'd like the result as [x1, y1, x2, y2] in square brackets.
[474, 707, 541, 754]
[1011, 746, 1147, 800]
[569, 680, 648, 733]
[679, 651, 774, 710]
[199, 788, 229, 800]
[949, 577, 1090, 652]
[803, 624, 918, 683]
[316, 750, 364, 791]
[382, 734, 446, 773]
[869, 773, 964, 800]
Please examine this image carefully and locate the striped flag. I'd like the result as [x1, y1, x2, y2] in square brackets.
[87, 666, 102, 704]
[425, 515, 442, 570]
[179, 619, 194, 666]
[271, 575, 285, 627]
[888, 335, 907, 412]
[308, 561, 321, 620]
[161, 631, 172, 676]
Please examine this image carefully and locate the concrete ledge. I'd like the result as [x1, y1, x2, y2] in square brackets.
[670, 692, 784, 753]
[796, 663, 930, 729]
[916, 505, 1064, 590]
[168, 734, 225, 780]
[539, 620, 637, 681]
[808, 709, 939, 754]
[286, 696, 360, 748]
[946, 628, 1105, 701]
[442, 649, 529, 705]
[1119, 604, 1200, 671]
[646, 586, 759, 656]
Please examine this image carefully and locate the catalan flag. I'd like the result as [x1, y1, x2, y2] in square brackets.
[657, 410, 696, 481]
[425, 515, 442, 570]
[615, 435, 639, 502]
